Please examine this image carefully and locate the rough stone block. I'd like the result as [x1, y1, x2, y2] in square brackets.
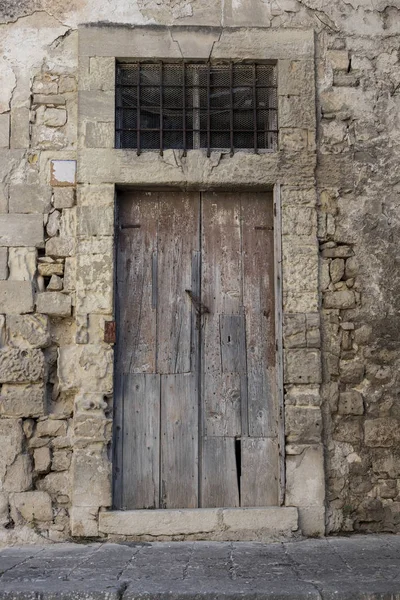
[282, 206, 316, 236]
[36, 292, 71, 317]
[79, 91, 114, 122]
[77, 205, 114, 236]
[53, 187, 75, 209]
[0, 113, 10, 148]
[36, 471, 70, 500]
[58, 345, 113, 393]
[283, 314, 306, 348]
[0, 215, 44, 247]
[34, 447, 51, 474]
[46, 211, 61, 237]
[45, 237, 75, 257]
[76, 253, 113, 314]
[0, 419, 23, 483]
[338, 390, 364, 415]
[279, 128, 308, 152]
[7, 314, 50, 349]
[10, 491, 52, 522]
[84, 121, 114, 148]
[340, 359, 364, 384]
[71, 506, 99, 537]
[33, 94, 66, 106]
[285, 444, 325, 536]
[72, 447, 111, 507]
[278, 60, 314, 96]
[279, 95, 316, 130]
[36, 419, 67, 438]
[0, 383, 46, 418]
[52, 450, 71, 472]
[285, 386, 321, 407]
[0, 248, 7, 279]
[43, 108, 67, 127]
[333, 416, 362, 443]
[365, 419, 400, 448]
[10, 107, 29, 149]
[0, 348, 44, 383]
[0, 281, 34, 314]
[285, 406, 322, 443]
[322, 245, 354, 258]
[38, 261, 64, 277]
[285, 349, 321, 384]
[324, 290, 356, 309]
[4, 453, 32, 492]
[77, 184, 114, 207]
[330, 258, 345, 283]
[9, 185, 52, 214]
[8, 248, 37, 281]
[326, 50, 349, 71]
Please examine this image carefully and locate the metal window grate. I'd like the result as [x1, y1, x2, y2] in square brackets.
[115, 62, 278, 156]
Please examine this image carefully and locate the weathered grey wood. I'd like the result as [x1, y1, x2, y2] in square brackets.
[219, 314, 246, 375]
[121, 373, 160, 509]
[241, 437, 279, 507]
[242, 193, 277, 437]
[112, 372, 124, 509]
[201, 437, 239, 508]
[117, 192, 158, 374]
[273, 183, 285, 506]
[160, 373, 198, 508]
[157, 192, 199, 374]
[201, 193, 242, 438]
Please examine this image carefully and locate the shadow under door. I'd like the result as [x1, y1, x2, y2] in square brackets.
[113, 190, 279, 509]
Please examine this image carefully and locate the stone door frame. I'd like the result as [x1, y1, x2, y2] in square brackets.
[72, 24, 325, 539]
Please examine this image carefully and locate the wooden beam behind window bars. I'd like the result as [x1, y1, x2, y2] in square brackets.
[115, 62, 278, 156]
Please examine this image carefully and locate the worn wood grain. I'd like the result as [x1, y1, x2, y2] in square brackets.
[242, 193, 277, 437]
[157, 192, 199, 374]
[201, 193, 242, 438]
[201, 437, 239, 508]
[121, 373, 160, 510]
[241, 437, 279, 507]
[160, 373, 198, 508]
[116, 192, 158, 374]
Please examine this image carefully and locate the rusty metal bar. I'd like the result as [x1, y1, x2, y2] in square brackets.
[137, 63, 141, 156]
[160, 61, 163, 156]
[253, 64, 258, 154]
[207, 63, 211, 158]
[230, 62, 234, 157]
[182, 61, 187, 156]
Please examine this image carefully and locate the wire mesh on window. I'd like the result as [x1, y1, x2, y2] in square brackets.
[116, 62, 278, 155]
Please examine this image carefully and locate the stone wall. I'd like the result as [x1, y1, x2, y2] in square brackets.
[0, 0, 399, 543]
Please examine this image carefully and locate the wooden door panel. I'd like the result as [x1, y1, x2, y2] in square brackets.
[241, 437, 279, 507]
[116, 193, 158, 374]
[242, 194, 277, 437]
[201, 437, 240, 508]
[157, 192, 199, 374]
[121, 373, 160, 509]
[201, 193, 243, 439]
[160, 373, 198, 508]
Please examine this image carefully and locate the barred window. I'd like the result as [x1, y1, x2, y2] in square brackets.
[115, 62, 278, 155]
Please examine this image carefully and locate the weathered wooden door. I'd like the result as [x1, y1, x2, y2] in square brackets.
[114, 190, 279, 510]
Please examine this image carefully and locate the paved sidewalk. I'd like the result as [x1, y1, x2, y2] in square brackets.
[1, 535, 400, 599]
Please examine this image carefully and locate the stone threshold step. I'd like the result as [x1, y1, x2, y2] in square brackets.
[99, 506, 299, 541]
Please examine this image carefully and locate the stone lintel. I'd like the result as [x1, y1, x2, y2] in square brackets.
[98, 507, 299, 541]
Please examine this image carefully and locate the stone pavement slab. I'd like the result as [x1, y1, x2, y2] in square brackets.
[0, 535, 400, 600]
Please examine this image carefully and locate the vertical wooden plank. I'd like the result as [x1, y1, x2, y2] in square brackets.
[201, 437, 239, 508]
[112, 371, 124, 509]
[201, 193, 242, 438]
[116, 192, 158, 374]
[160, 373, 198, 508]
[273, 183, 285, 507]
[157, 192, 199, 375]
[241, 438, 279, 507]
[242, 192, 277, 438]
[121, 373, 160, 510]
